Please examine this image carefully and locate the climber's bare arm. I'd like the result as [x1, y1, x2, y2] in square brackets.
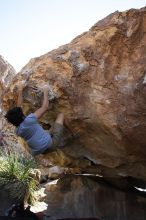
[17, 82, 26, 107]
[34, 85, 49, 119]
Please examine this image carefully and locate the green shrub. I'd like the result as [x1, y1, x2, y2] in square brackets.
[0, 153, 38, 204]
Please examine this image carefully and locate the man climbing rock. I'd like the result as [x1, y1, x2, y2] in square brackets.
[5, 82, 65, 156]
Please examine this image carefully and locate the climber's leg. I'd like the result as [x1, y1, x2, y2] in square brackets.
[42, 113, 65, 154]
[42, 122, 64, 154]
[49, 113, 64, 148]
[55, 112, 64, 125]
[47, 113, 64, 137]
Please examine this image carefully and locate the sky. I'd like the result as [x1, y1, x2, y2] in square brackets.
[0, 0, 146, 72]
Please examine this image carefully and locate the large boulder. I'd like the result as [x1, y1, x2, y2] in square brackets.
[2, 8, 146, 184]
[44, 175, 146, 220]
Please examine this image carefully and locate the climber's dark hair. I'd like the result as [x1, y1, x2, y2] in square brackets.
[5, 107, 25, 127]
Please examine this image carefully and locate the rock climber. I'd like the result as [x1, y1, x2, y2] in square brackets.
[5, 82, 65, 156]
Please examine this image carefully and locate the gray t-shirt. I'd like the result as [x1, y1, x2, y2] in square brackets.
[16, 113, 52, 155]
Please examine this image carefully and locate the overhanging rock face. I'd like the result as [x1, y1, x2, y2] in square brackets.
[2, 8, 146, 182]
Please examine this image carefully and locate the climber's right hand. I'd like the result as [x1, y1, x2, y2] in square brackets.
[42, 84, 50, 93]
[17, 80, 26, 91]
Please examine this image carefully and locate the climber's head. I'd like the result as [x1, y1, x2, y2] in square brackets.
[5, 107, 25, 127]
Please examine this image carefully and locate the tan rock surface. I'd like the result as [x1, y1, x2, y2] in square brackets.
[2, 8, 146, 182]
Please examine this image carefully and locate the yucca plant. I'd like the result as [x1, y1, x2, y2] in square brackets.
[0, 153, 38, 204]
